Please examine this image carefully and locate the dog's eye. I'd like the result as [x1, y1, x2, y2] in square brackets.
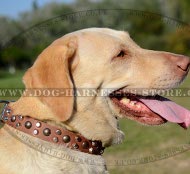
[112, 50, 128, 61]
[117, 50, 125, 58]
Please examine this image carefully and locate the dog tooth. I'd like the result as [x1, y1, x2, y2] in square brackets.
[130, 101, 137, 106]
[120, 98, 130, 104]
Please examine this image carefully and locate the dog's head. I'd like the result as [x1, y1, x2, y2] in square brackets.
[23, 28, 190, 146]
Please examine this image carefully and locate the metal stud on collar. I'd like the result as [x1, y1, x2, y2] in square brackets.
[92, 141, 98, 147]
[6, 109, 11, 114]
[43, 128, 51, 136]
[11, 116, 16, 122]
[82, 141, 89, 149]
[53, 137, 58, 143]
[73, 143, 79, 149]
[33, 129, 39, 135]
[36, 122, 41, 128]
[16, 123, 21, 127]
[100, 149, 104, 155]
[3, 116, 8, 121]
[25, 121, 32, 129]
[63, 135, 70, 143]
[89, 147, 94, 154]
[56, 129, 62, 135]
[18, 115, 23, 120]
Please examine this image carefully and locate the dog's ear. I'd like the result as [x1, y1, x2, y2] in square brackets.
[23, 37, 77, 121]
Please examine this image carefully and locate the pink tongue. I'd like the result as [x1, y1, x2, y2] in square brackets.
[138, 96, 190, 129]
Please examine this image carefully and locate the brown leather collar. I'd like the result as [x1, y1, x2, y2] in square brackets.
[0, 105, 104, 155]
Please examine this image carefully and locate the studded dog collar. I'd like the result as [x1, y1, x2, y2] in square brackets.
[0, 102, 104, 155]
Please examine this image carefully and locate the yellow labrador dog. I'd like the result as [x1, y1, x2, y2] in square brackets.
[0, 28, 190, 174]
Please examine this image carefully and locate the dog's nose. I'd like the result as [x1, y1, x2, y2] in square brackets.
[176, 55, 190, 72]
[167, 54, 190, 73]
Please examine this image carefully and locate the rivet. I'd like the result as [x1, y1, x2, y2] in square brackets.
[73, 143, 79, 149]
[63, 135, 70, 143]
[11, 116, 16, 122]
[33, 129, 39, 135]
[75, 136, 82, 142]
[53, 137, 58, 143]
[18, 115, 23, 120]
[100, 149, 104, 155]
[16, 123, 21, 127]
[3, 116, 8, 121]
[36, 122, 41, 128]
[25, 121, 32, 129]
[6, 109, 11, 114]
[43, 128, 51, 136]
[56, 129, 62, 135]
[92, 141, 98, 147]
[89, 147, 94, 154]
[82, 141, 89, 149]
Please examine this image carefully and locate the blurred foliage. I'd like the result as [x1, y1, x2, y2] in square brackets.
[0, 0, 190, 71]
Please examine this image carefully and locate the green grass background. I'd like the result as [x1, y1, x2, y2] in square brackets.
[0, 71, 190, 174]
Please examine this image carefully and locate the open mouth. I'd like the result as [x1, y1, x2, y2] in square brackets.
[109, 88, 190, 129]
